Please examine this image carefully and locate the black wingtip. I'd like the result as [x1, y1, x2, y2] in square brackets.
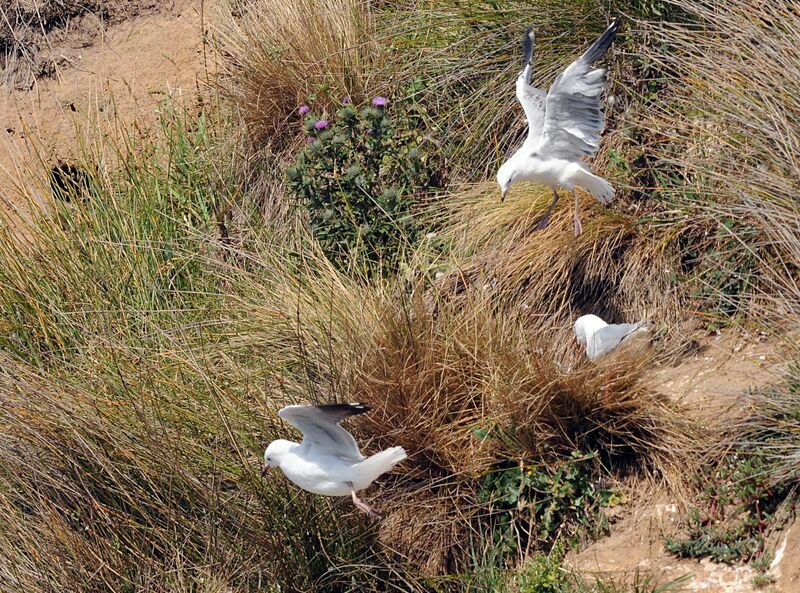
[582, 19, 621, 65]
[315, 402, 371, 416]
[522, 27, 534, 67]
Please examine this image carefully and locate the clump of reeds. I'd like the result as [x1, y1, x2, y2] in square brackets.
[219, 241, 701, 573]
[218, 0, 378, 151]
[635, 0, 800, 326]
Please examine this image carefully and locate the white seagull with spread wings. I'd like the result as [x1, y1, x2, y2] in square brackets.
[497, 20, 620, 236]
[262, 403, 406, 518]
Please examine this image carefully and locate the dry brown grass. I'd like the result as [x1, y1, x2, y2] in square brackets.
[632, 0, 800, 327]
[725, 368, 800, 489]
[7, 0, 788, 586]
[218, 0, 378, 151]
[222, 241, 701, 573]
[0, 354, 261, 591]
[377, 1, 629, 180]
[356, 291, 697, 573]
[430, 183, 686, 348]
[0, 110, 395, 593]
[355, 290, 684, 472]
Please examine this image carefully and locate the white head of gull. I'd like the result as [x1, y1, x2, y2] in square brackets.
[573, 313, 649, 361]
[263, 403, 406, 518]
[497, 20, 620, 236]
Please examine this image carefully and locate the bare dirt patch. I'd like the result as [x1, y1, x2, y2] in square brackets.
[647, 330, 782, 410]
[0, 0, 216, 218]
[0, 0, 162, 90]
[568, 330, 794, 593]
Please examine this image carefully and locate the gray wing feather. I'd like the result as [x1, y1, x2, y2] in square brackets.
[522, 27, 534, 67]
[516, 28, 547, 144]
[537, 20, 620, 160]
[278, 403, 368, 461]
[594, 321, 646, 357]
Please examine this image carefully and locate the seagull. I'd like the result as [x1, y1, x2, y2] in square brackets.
[496, 20, 620, 236]
[262, 403, 406, 519]
[573, 314, 649, 361]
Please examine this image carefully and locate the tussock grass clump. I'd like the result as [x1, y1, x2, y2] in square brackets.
[0, 346, 388, 592]
[356, 290, 691, 477]
[635, 0, 800, 324]
[0, 112, 397, 592]
[379, 2, 621, 180]
[728, 378, 800, 490]
[223, 247, 699, 573]
[432, 184, 683, 339]
[357, 289, 695, 571]
[6, 0, 790, 587]
[0, 109, 228, 365]
[379, 1, 692, 180]
[219, 0, 377, 150]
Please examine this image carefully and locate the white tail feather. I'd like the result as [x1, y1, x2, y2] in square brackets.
[355, 446, 407, 486]
[577, 170, 614, 204]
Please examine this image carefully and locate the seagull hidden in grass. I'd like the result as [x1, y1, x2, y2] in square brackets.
[496, 20, 620, 236]
[573, 314, 650, 361]
[262, 403, 406, 519]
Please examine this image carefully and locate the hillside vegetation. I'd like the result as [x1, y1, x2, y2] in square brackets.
[0, 0, 798, 591]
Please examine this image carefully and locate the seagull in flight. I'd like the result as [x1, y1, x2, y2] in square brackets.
[573, 314, 649, 360]
[497, 20, 620, 236]
[262, 403, 406, 518]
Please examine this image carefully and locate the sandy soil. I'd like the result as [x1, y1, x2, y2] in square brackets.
[571, 499, 798, 593]
[0, 0, 217, 212]
[648, 330, 781, 410]
[569, 330, 794, 593]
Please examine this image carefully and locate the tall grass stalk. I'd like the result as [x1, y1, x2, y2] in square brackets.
[0, 109, 392, 592]
[218, 0, 377, 151]
[636, 0, 800, 324]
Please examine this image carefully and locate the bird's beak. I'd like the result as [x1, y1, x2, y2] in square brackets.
[261, 465, 269, 477]
[501, 187, 508, 203]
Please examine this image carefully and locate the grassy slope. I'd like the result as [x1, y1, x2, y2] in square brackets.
[0, 0, 798, 591]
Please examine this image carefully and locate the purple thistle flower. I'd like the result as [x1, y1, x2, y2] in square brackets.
[314, 120, 329, 130]
[371, 96, 388, 107]
[298, 104, 310, 116]
[342, 95, 352, 105]
[306, 136, 316, 144]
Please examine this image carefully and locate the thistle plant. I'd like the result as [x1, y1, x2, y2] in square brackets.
[286, 96, 441, 274]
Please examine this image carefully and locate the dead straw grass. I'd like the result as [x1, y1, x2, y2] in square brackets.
[431, 183, 685, 347]
[221, 242, 701, 573]
[218, 0, 378, 151]
[5, 0, 785, 586]
[634, 0, 800, 328]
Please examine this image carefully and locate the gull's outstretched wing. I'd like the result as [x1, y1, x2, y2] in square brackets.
[278, 403, 368, 462]
[594, 321, 647, 358]
[537, 20, 620, 160]
[516, 27, 547, 144]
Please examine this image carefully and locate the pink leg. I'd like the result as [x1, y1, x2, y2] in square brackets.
[536, 189, 560, 230]
[572, 192, 583, 237]
[350, 486, 382, 519]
